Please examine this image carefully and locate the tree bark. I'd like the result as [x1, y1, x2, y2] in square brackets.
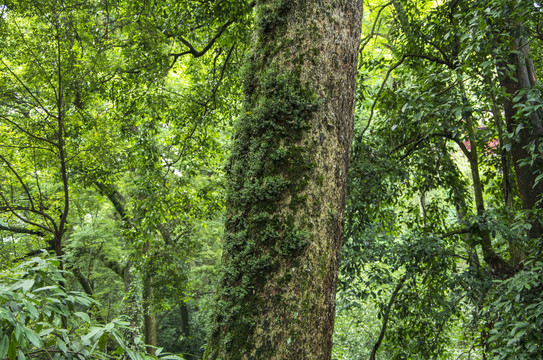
[144, 276, 158, 355]
[179, 301, 190, 338]
[498, 37, 543, 240]
[204, 1, 362, 359]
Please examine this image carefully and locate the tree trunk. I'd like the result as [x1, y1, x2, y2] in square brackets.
[179, 301, 190, 338]
[143, 276, 158, 355]
[456, 82, 509, 275]
[203, 1, 362, 359]
[499, 37, 543, 240]
[123, 262, 140, 348]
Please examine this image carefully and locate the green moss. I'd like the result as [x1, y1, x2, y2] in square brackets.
[205, 1, 324, 357]
[278, 226, 310, 256]
[319, 252, 327, 279]
[328, 208, 338, 222]
[255, 0, 292, 37]
[289, 194, 308, 210]
[317, 174, 324, 186]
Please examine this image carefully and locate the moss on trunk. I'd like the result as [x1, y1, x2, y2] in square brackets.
[204, 1, 362, 359]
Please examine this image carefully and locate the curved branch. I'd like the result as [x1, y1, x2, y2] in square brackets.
[0, 115, 58, 147]
[95, 182, 132, 227]
[360, 55, 407, 138]
[0, 58, 56, 120]
[404, 52, 454, 68]
[0, 194, 57, 234]
[360, 51, 456, 139]
[0, 154, 36, 209]
[369, 274, 407, 360]
[359, 2, 393, 55]
[168, 19, 234, 67]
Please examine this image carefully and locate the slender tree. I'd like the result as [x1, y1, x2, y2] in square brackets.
[204, 1, 362, 359]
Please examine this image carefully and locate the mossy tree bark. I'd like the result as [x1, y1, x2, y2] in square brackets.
[204, 1, 362, 359]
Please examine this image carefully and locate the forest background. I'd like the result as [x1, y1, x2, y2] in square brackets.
[0, 0, 542, 359]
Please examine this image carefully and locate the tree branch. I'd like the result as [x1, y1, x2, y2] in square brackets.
[168, 19, 234, 66]
[404, 52, 454, 68]
[369, 274, 407, 360]
[359, 2, 393, 56]
[360, 55, 407, 138]
[440, 227, 471, 238]
[95, 182, 132, 227]
[0, 222, 45, 236]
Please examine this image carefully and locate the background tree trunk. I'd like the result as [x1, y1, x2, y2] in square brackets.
[499, 38, 543, 240]
[144, 276, 158, 355]
[203, 1, 362, 359]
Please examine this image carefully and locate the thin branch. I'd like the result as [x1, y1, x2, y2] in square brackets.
[369, 274, 407, 360]
[361, 50, 458, 139]
[0, 154, 36, 209]
[168, 19, 234, 67]
[359, 2, 393, 55]
[14, 245, 55, 262]
[12, 18, 59, 101]
[0, 58, 56, 120]
[0, 114, 58, 147]
[0, 143, 57, 153]
[360, 55, 407, 138]
[404, 52, 454, 68]
[426, 39, 454, 68]
[0, 194, 57, 234]
[165, 43, 236, 168]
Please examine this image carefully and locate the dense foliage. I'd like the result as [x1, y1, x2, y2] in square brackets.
[1, 0, 542, 359]
[336, 0, 543, 359]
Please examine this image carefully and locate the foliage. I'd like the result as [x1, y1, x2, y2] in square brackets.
[0, 256, 147, 359]
[1, 0, 543, 358]
[337, 0, 543, 358]
[488, 257, 543, 359]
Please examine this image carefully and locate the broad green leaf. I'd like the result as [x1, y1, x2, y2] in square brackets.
[22, 327, 41, 348]
[0, 335, 9, 358]
[57, 339, 67, 353]
[74, 312, 91, 324]
[17, 349, 25, 360]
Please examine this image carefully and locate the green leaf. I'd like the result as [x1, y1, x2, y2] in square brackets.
[0, 335, 9, 358]
[25, 303, 39, 319]
[17, 349, 25, 360]
[98, 333, 108, 350]
[534, 173, 543, 187]
[33, 286, 56, 292]
[22, 327, 41, 348]
[8, 332, 17, 360]
[38, 329, 54, 337]
[12, 280, 34, 294]
[57, 339, 67, 353]
[74, 312, 91, 323]
[81, 327, 103, 345]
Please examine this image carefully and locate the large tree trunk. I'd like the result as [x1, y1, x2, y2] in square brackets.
[499, 37, 543, 240]
[203, 1, 362, 359]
